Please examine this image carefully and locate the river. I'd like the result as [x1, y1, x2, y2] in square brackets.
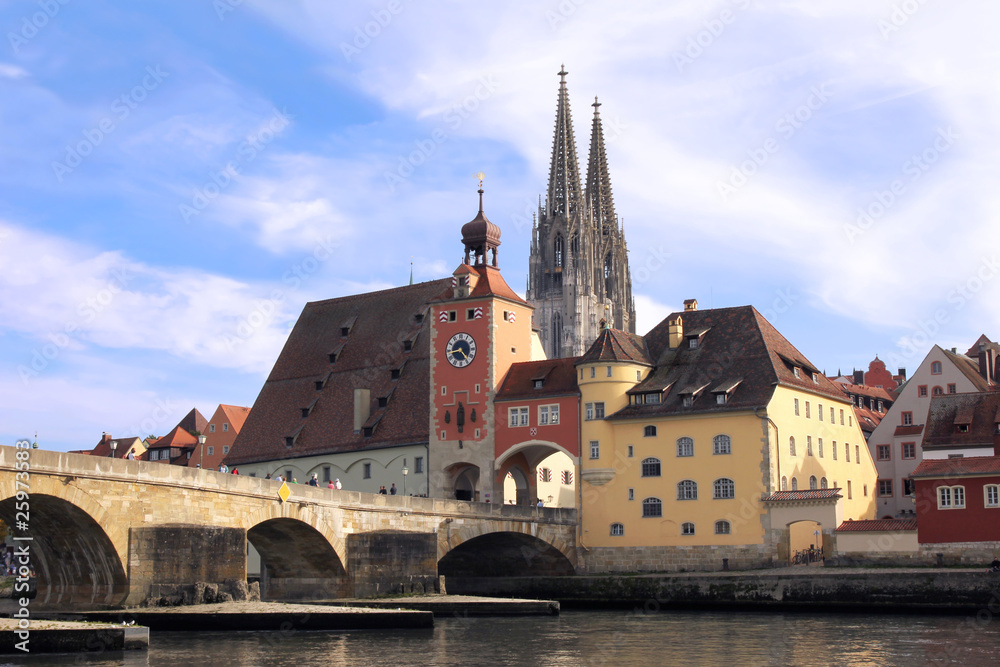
[3, 609, 1000, 666]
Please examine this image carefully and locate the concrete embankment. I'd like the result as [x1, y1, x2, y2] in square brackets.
[315, 594, 559, 616]
[0, 619, 148, 654]
[42, 601, 433, 632]
[448, 568, 1000, 614]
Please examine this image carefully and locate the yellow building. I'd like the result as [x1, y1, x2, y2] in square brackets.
[578, 301, 878, 572]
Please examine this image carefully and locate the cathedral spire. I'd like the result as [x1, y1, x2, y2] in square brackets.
[546, 65, 583, 219]
[586, 96, 617, 237]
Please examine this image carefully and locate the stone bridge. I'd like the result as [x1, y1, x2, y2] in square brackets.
[0, 446, 578, 609]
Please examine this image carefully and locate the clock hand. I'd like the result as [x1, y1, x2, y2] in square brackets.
[453, 348, 467, 359]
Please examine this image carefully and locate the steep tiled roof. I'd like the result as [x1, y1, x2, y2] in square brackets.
[911, 455, 1000, 478]
[176, 408, 208, 436]
[894, 425, 924, 436]
[496, 357, 580, 401]
[836, 519, 917, 532]
[942, 347, 993, 392]
[468, 264, 528, 305]
[151, 425, 198, 449]
[854, 406, 885, 436]
[762, 489, 842, 501]
[226, 279, 450, 466]
[837, 382, 894, 402]
[612, 306, 848, 420]
[89, 434, 142, 458]
[578, 328, 651, 365]
[219, 404, 251, 433]
[921, 391, 1000, 452]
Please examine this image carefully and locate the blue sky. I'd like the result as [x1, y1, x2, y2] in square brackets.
[2, 0, 998, 451]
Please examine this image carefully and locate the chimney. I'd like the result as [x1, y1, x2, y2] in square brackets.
[353, 388, 371, 432]
[978, 342, 990, 382]
[668, 315, 684, 349]
[853, 369, 864, 385]
[683, 299, 698, 312]
[897, 368, 906, 381]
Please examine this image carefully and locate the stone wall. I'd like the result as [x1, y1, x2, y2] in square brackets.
[833, 541, 1000, 568]
[579, 543, 776, 574]
[348, 530, 440, 597]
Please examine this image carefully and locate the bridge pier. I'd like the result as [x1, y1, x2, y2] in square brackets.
[348, 531, 440, 597]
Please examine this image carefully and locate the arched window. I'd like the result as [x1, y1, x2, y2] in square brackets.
[820, 477, 828, 489]
[570, 234, 579, 265]
[554, 234, 564, 268]
[789, 436, 796, 456]
[642, 497, 662, 517]
[677, 437, 694, 457]
[932, 386, 943, 396]
[713, 434, 731, 455]
[610, 523, 624, 536]
[809, 475, 818, 490]
[713, 478, 735, 499]
[715, 520, 731, 535]
[640, 457, 661, 477]
[681, 522, 695, 535]
[677, 480, 698, 500]
[551, 311, 563, 355]
[604, 253, 614, 298]
[781, 476, 788, 491]
[644, 425, 657, 437]
[791, 477, 799, 491]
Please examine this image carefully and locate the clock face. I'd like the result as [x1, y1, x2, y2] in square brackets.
[447, 332, 477, 368]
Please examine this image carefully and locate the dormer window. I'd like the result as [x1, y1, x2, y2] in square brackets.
[683, 396, 693, 408]
[378, 396, 388, 408]
[957, 424, 969, 433]
[391, 368, 401, 380]
[414, 313, 424, 324]
[793, 367, 801, 379]
[533, 379, 544, 389]
[328, 352, 337, 363]
[340, 327, 350, 336]
[362, 426, 373, 437]
[716, 393, 727, 405]
[284, 436, 294, 447]
[403, 340, 412, 352]
[688, 338, 698, 350]
[812, 373, 819, 384]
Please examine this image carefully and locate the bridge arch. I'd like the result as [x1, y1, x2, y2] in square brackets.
[0, 481, 128, 609]
[438, 522, 576, 577]
[496, 439, 578, 468]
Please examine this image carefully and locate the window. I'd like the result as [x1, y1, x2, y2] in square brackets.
[832, 440, 837, 460]
[715, 520, 731, 535]
[677, 437, 694, 457]
[947, 383, 957, 394]
[847, 480, 852, 499]
[590, 367, 596, 379]
[509, 407, 529, 427]
[855, 445, 861, 464]
[585, 402, 605, 420]
[628, 488, 634, 501]
[610, 523, 624, 536]
[937, 485, 965, 509]
[677, 480, 698, 500]
[812, 373, 819, 384]
[878, 479, 893, 497]
[918, 385, 928, 397]
[644, 425, 657, 437]
[931, 361, 942, 375]
[627, 445, 634, 457]
[805, 402, 811, 418]
[985, 485, 999, 508]
[539, 468, 552, 482]
[781, 476, 788, 491]
[818, 404, 823, 421]
[222, 423, 228, 432]
[590, 441, 600, 459]
[791, 477, 798, 491]
[809, 475, 817, 490]
[877, 445, 891, 461]
[845, 443, 850, 462]
[688, 337, 698, 349]
[607, 365, 613, 377]
[820, 477, 828, 489]
[539, 405, 560, 425]
[642, 498, 662, 517]
[807, 436, 813, 456]
[415, 457, 424, 473]
[713, 434, 732, 455]
[818, 438, 824, 458]
[932, 386, 943, 396]
[877, 400, 884, 412]
[713, 478, 735, 499]
[209, 424, 215, 433]
[207, 446, 214, 456]
[830, 407, 834, 422]
[363, 462, 371, 479]
[840, 409, 844, 425]
[864, 484, 868, 497]
[794, 398, 800, 416]
[533, 379, 543, 389]
[904, 478, 915, 496]
[683, 395, 694, 408]
[793, 367, 801, 379]
[681, 522, 696, 535]
[223, 445, 229, 454]
[637, 370, 642, 381]
[716, 393, 727, 405]
[789, 436, 796, 456]
[641, 457, 662, 477]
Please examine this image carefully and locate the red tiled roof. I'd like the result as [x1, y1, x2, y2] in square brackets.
[922, 391, 1000, 452]
[468, 265, 528, 305]
[89, 434, 142, 458]
[836, 382, 894, 402]
[911, 455, 1000, 478]
[578, 328, 652, 365]
[496, 357, 580, 401]
[762, 489, 842, 502]
[894, 425, 924, 436]
[151, 425, 198, 449]
[219, 404, 251, 433]
[942, 347, 993, 392]
[227, 279, 451, 466]
[176, 408, 208, 436]
[836, 519, 917, 532]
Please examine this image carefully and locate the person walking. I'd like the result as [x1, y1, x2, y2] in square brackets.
[334, 478, 343, 490]
[308, 474, 319, 487]
[378, 485, 387, 495]
[390, 483, 397, 495]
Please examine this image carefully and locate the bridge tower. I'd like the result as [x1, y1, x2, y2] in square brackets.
[428, 180, 535, 502]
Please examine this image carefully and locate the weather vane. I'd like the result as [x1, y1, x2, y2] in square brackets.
[475, 171, 485, 189]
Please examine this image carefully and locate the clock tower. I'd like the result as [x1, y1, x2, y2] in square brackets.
[428, 183, 535, 502]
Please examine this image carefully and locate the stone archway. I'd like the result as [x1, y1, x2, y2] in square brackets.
[502, 466, 531, 506]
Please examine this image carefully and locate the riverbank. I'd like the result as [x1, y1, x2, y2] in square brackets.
[0, 618, 148, 654]
[314, 594, 559, 616]
[447, 567, 1000, 614]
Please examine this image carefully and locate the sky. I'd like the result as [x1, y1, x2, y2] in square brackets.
[2, 0, 999, 451]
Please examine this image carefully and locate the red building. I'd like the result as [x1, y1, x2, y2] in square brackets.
[911, 457, 1000, 544]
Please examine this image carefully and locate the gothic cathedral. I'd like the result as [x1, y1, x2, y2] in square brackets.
[527, 67, 636, 359]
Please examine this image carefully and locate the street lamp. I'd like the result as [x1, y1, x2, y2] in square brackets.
[402, 465, 409, 495]
[109, 440, 118, 458]
[198, 434, 207, 469]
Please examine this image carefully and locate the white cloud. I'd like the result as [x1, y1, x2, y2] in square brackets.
[0, 63, 28, 79]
